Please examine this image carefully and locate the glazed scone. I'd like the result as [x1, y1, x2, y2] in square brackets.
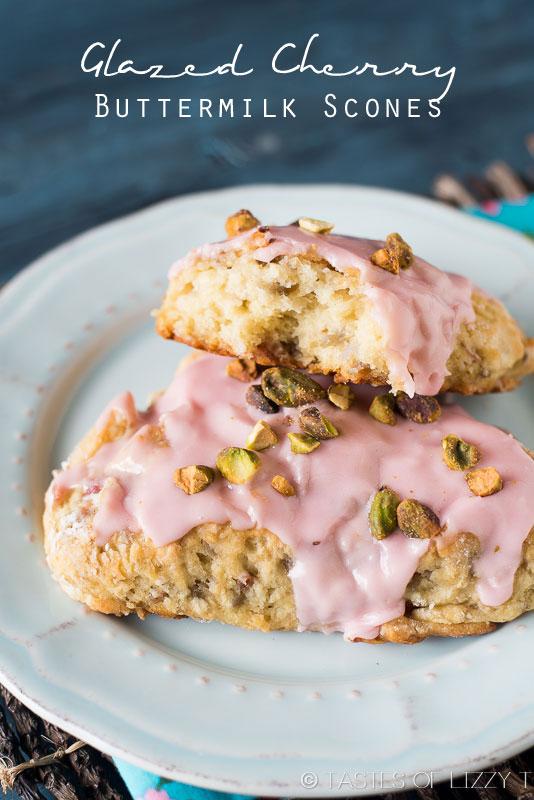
[44, 353, 534, 643]
[156, 213, 533, 396]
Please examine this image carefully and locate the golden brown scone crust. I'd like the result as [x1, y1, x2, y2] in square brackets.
[44, 406, 534, 644]
[441, 293, 534, 394]
[156, 237, 532, 394]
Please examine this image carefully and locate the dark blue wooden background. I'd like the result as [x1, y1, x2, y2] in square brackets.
[1, 0, 533, 280]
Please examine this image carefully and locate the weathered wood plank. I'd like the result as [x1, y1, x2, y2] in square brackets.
[0, 2, 532, 271]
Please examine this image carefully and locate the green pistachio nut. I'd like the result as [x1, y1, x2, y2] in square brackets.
[261, 367, 326, 407]
[385, 232, 413, 270]
[297, 217, 334, 234]
[395, 392, 441, 424]
[327, 383, 354, 410]
[287, 432, 321, 454]
[245, 384, 279, 414]
[174, 465, 215, 495]
[216, 447, 261, 484]
[271, 474, 296, 496]
[442, 434, 480, 471]
[397, 499, 441, 539]
[245, 420, 278, 451]
[369, 394, 397, 425]
[298, 406, 339, 439]
[369, 486, 401, 540]
[466, 466, 503, 497]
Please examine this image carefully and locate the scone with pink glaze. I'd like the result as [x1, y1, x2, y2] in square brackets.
[156, 211, 533, 396]
[44, 353, 534, 643]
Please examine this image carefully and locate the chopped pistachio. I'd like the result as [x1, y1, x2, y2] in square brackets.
[297, 217, 334, 234]
[395, 392, 441, 424]
[245, 419, 278, 451]
[226, 357, 258, 382]
[369, 487, 401, 540]
[298, 406, 339, 439]
[369, 394, 397, 425]
[173, 465, 215, 495]
[225, 209, 260, 238]
[261, 367, 326, 407]
[327, 383, 354, 410]
[216, 447, 261, 484]
[370, 246, 398, 274]
[245, 384, 279, 414]
[397, 499, 442, 539]
[371, 232, 413, 274]
[271, 474, 296, 496]
[287, 432, 321, 454]
[442, 434, 480, 471]
[386, 232, 413, 270]
[466, 467, 503, 497]
[139, 424, 169, 447]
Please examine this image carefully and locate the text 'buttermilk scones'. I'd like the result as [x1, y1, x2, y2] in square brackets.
[44, 353, 534, 643]
[156, 211, 533, 396]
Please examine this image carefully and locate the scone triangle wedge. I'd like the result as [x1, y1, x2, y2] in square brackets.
[156, 211, 534, 396]
[44, 350, 534, 644]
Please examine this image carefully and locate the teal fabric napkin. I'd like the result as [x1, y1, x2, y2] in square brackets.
[466, 194, 534, 237]
[112, 194, 534, 800]
[114, 758, 252, 800]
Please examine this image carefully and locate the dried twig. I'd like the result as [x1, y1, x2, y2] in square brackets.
[1, 686, 87, 799]
[0, 699, 41, 800]
[0, 740, 85, 791]
[0, 686, 131, 799]
[41, 717, 130, 800]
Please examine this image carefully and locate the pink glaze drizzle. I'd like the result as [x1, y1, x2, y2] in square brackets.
[170, 226, 475, 396]
[51, 355, 534, 640]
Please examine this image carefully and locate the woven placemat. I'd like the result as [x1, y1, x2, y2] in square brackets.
[0, 686, 130, 799]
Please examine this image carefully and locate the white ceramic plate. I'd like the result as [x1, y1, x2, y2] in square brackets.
[0, 185, 532, 796]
